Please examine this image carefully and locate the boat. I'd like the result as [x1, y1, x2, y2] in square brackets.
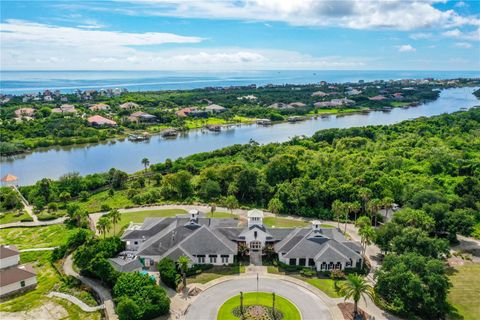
[206, 124, 221, 132]
[128, 132, 150, 141]
[161, 128, 178, 138]
[256, 119, 272, 126]
[287, 116, 306, 123]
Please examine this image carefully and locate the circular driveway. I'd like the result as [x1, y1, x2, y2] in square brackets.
[185, 277, 333, 320]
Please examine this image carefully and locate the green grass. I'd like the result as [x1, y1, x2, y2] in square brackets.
[187, 265, 245, 285]
[75, 189, 134, 213]
[217, 292, 300, 320]
[448, 264, 480, 320]
[205, 211, 239, 219]
[267, 266, 343, 298]
[0, 225, 76, 249]
[390, 101, 411, 107]
[0, 211, 32, 224]
[263, 217, 334, 229]
[107, 209, 187, 236]
[0, 251, 101, 319]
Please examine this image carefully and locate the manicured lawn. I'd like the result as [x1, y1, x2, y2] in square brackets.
[390, 101, 411, 107]
[448, 264, 480, 320]
[0, 211, 32, 224]
[0, 251, 101, 320]
[264, 217, 334, 228]
[0, 225, 76, 249]
[187, 265, 245, 285]
[205, 211, 239, 219]
[108, 209, 187, 236]
[267, 266, 343, 298]
[217, 291, 300, 320]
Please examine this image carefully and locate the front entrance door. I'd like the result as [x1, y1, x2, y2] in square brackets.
[250, 250, 262, 266]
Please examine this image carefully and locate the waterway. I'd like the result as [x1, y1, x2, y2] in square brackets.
[1, 86, 478, 186]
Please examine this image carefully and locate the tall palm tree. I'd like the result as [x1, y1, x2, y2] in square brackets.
[358, 187, 372, 214]
[96, 216, 111, 239]
[177, 255, 190, 294]
[381, 197, 394, 222]
[332, 200, 345, 229]
[350, 201, 361, 224]
[108, 209, 121, 236]
[359, 225, 375, 268]
[366, 198, 381, 226]
[339, 274, 375, 317]
[141, 158, 150, 171]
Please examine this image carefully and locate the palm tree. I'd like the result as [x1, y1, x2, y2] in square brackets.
[339, 274, 375, 318]
[358, 187, 372, 214]
[141, 158, 150, 171]
[359, 225, 375, 268]
[96, 216, 111, 239]
[108, 209, 121, 236]
[177, 255, 190, 294]
[381, 197, 394, 222]
[366, 198, 381, 226]
[332, 200, 345, 229]
[350, 201, 361, 223]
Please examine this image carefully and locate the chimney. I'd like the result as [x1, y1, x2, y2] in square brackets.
[189, 209, 199, 222]
[311, 220, 321, 231]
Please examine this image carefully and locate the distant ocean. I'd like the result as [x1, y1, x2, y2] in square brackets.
[1, 70, 479, 94]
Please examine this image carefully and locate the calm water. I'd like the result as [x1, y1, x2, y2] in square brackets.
[1, 70, 479, 94]
[1, 87, 478, 186]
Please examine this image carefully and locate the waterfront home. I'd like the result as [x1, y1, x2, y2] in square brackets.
[205, 104, 226, 113]
[128, 111, 157, 123]
[117, 210, 362, 271]
[87, 115, 117, 127]
[89, 103, 110, 111]
[288, 102, 307, 108]
[14, 107, 35, 118]
[175, 107, 207, 118]
[369, 95, 387, 101]
[0, 245, 37, 297]
[51, 104, 76, 114]
[268, 102, 293, 109]
[311, 91, 328, 97]
[119, 102, 140, 110]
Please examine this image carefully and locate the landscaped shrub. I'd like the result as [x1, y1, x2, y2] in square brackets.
[157, 258, 180, 289]
[113, 272, 170, 320]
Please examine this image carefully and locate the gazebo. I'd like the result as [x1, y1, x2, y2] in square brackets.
[1, 174, 18, 186]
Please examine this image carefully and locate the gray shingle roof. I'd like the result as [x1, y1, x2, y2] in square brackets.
[109, 257, 143, 272]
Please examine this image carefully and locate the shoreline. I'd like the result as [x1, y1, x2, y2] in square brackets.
[1, 101, 426, 158]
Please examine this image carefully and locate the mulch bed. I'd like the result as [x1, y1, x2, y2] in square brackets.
[337, 302, 370, 320]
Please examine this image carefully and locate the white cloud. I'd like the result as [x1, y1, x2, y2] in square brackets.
[173, 51, 267, 64]
[454, 1, 467, 8]
[442, 28, 480, 41]
[121, 0, 480, 31]
[397, 44, 416, 52]
[454, 42, 472, 48]
[410, 32, 433, 40]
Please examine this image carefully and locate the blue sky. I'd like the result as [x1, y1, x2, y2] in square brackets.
[1, 0, 479, 70]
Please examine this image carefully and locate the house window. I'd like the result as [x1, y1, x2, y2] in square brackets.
[197, 255, 205, 263]
[134, 241, 138, 245]
[299, 258, 306, 266]
[289, 258, 296, 265]
[328, 262, 334, 270]
[20, 280, 26, 287]
[221, 255, 229, 264]
[308, 259, 315, 267]
[321, 262, 327, 270]
[254, 231, 258, 238]
[250, 241, 262, 250]
[335, 262, 342, 270]
[209, 255, 217, 264]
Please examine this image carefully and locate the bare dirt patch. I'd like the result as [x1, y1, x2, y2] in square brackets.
[0, 301, 68, 320]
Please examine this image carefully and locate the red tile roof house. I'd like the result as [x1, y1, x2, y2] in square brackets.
[14, 108, 35, 117]
[89, 103, 110, 111]
[369, 95, 387, 101]
[0, 245, 37, 297]
[119, 102, 140, 110]
[87, 115, 117, 127]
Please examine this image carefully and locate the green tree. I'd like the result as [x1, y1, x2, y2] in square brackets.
[97, 216, 111, 239]
[359, 225, 375, 267]
[267, 197, 283, 215]
[339, 274, 374, 317]
[392, 208, 435, 232]
[108, 209, 121, 236]
[332, 200, 346, 229]
[116, 297, 141, 320]
[141, 158, 150, 171]
[223, 195, 239, 214]
[177, 255, 190, 294]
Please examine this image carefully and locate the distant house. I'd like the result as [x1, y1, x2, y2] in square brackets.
[128, 111, 157, 123]
[44, 95, 54, 102]
[311, 91, 328, 97]
[175, 107, 207, 118]
[0, 245, 37, 297]
[51, 104, 76, 114]
[369, 95, 387, 101]
[346, 89, 362, 96]
[205, 104, 227, 113]
[89, 103, 110, 111]
[119, 102, 139, 110]
[237, 95, 257, 101]
[393, 93, 404, 100]
[87, 115, 117, 127]
[314, 98, 355, 108]
[117, 210, 362, 271]
[268, 102, 293, 109]
[14, 108, 35, 118]
[288, 102, 307, 108]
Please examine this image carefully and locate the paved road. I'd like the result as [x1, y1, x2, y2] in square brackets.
[185, 277, 333, 320]
[0, 217, 66, 229]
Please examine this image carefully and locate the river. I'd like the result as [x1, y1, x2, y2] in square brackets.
[1, 87, 478, 186]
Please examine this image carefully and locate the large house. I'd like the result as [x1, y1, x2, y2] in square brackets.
[0, 245, 37, 297]
[117, 210, 362, 272]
